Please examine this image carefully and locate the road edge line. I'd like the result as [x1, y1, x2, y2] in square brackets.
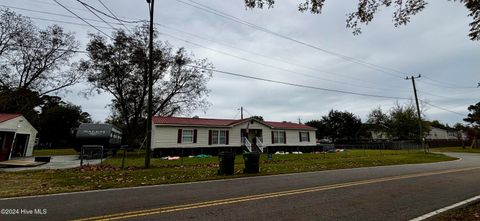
[409, 194, 480, 221]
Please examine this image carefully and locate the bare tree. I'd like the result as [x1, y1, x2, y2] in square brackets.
[0, 9, 82, 95]
[0, 8, 30, 58]
[80, 25, 212, 145]
[244, 0, 480, 41]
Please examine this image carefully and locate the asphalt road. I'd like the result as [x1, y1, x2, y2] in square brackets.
[1, 152, 480, 221]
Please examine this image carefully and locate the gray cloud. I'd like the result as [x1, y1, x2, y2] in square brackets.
[4, 0, 479, 125]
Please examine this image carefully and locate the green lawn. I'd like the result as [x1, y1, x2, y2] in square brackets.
[0, 150, 455, 198]
[33, 148, 78, 156]
[431, 147, 480, 153]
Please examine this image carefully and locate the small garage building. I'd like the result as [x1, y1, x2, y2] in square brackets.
[0, 113, 38, 161]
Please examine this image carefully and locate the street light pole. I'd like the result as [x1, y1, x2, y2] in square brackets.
[145, 0, 154, 168]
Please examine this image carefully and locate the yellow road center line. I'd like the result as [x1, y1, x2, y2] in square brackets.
[73, 166, 480, 221]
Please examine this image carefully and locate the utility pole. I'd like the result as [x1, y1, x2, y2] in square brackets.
[240, 106, 243, 120]
[406, 74, 426, 153]
[145, 0, 154, 168]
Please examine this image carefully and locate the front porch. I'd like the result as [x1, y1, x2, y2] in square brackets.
[241, 129, 265, 152]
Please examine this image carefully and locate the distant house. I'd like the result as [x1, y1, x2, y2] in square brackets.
[446, 128, 467, 140]
[151, 116, 316, 154]
[369, 130, 390, 141]
[0, 114, 38, 161]
[364, 124, 390, 141]
[426, 127, 449, 140]
[426, 127, 463, 140]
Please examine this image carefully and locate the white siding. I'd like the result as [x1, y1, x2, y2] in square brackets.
[266, 130, 316, 146]
[152, 126, 231, 148]
[0, 116, 37, 157]
[229, 121, 272, 146]
[426, 127, 449, 140]
[151, 120, 316, 149]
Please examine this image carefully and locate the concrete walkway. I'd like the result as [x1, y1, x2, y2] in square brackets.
[0, 155, 102, 172]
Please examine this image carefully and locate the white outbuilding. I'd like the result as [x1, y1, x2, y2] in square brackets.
[0, 113, 38, 161]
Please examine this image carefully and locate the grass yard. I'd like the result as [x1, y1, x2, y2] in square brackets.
[0, 150, 455, 198]
[430, 200, 480, 221]
[431, 146, 480, 153]
[33, 148, 77, 156]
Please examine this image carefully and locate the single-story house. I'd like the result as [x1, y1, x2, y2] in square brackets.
[369, 131, 390, 141]
[151, 116, 316, 155]
[0, 113, 38, 161]
[426, 127, 463, 140]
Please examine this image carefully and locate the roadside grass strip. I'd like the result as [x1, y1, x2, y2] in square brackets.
[410, 194, 480, 221]
[0, 151, 454, 198]
[73, 166, 480, 221]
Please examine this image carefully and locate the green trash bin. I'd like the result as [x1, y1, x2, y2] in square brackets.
[218, 152, 235, 175]
[243, 151, 260, 173]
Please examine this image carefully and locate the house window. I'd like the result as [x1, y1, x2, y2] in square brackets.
[273, 131, 285, 144]
[212, 130, 228, 145]
[300, 132, 309, 142]
[182, 129, 194, 143]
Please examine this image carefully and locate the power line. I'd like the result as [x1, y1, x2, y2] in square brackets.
[76, 0, 144, 24]
[22, 0, 89, 12]
[178, 0, 478, 93]
[423, 101, 466, 117]
[176, 0, 406, 79]
[53, 0, 112, 39]
[16, 24, 470, 117]
[424, 75, 477, 88]
[0, 4, 133, 27]
[188, 65, 410, 100]
[10, 0, 476, 92]
[232, 108, 240, 119]
[5, 2, 466, 118]
[13, 2, 466, 94]
[418, 89, 456, 99]
[76, 0, 118, 30]
[2, 2, 402, 89]
[420, 75, 478, 89]
[19, 15, 408, 98]
[27, 16, 114, 31]
[190, 65, 466, 118]
[4, 3, 403, 92]
[10, 45, 87, 54]
[0, 4, 421, 94]
[160, 31, 406, 93]
[156, 23, 405, 91]
[96, 0, 132, 33]
[243, 108, 255, 117]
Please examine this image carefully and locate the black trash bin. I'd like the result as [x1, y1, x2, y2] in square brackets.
[218, 152, 235, 175]
[243, 151, 260, 174]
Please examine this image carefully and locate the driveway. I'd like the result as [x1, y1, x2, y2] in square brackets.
[0, 155, 102, 172]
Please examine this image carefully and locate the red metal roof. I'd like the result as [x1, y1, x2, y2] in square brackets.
[264, 121, 315, 130]
[0, 113, 21, 123]
[152, 116, 316, 130]
[153, 117, 241, 126]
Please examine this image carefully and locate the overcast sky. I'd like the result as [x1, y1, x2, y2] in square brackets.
[3, 0, 479, 125]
